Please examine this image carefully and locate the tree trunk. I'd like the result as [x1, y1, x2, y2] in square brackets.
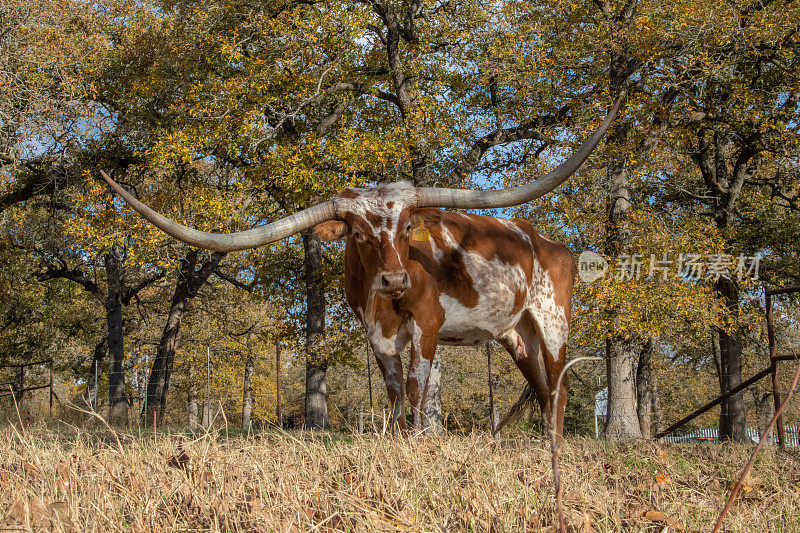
[303, 231, 328, 430]
[187, 359, 199, 430]
[143, 250, 223, 425]
[691, 126, 754, 443]
[716, 276, 747, 441]
[751, 388, 774, 444]
[135, 350, 146, 414]
[603, 69, 642, 440]
[651, 362, 662, 436]
[423, 349, 444, 434]
[711, 332, 722, 384]
[104, 249, 128, 424]
[86, 334, 107, 409]
[636, 339, 654, 439]
[242, 353, 254, 431]
[144, 266, 190, 425]
[605, 337, 642, 439]
[12, 366, 24, 410]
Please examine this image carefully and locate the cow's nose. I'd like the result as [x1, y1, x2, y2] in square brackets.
[380, 270, 410, 297]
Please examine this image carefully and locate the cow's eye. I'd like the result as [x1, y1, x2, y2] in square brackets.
[405, 224, 412, 232]
[353, 231, 361, 239]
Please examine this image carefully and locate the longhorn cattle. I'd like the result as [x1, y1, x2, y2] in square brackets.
[100, 95, 623, 435]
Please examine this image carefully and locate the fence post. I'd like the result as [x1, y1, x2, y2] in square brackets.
[765, 290, 786, 449]
[275, 341, 282, 429]
[17, 365, 24, 407]
[486, 344, 497, 433]
[49, 359, 53, 419]
[366, 343, 373, 412]
[203, 346, 212, 428]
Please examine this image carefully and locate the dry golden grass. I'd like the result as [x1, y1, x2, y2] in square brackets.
[1, 424, 799, 532]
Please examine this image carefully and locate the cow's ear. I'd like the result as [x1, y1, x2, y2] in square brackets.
[314, 220, 349, 241]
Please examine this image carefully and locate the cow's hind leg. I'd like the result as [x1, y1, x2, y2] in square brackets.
[499, 312, 555, 432]
[527, 308, 570, 436]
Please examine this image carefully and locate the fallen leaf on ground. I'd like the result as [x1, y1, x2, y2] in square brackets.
[641, 509, 686, 531]
[167, 448, 190, 470]
[642, 509, 667, 522]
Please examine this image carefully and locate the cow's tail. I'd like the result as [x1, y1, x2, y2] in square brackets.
[492, 384, 536, 436]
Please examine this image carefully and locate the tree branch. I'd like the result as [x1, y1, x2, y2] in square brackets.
[328, 81, 402, 109]
[214, 269, 257, 293]
[187, 251, 226, 297]
[121, 270, 166, 305]
[449, 106, 571, 181]
[37, 262, 104, 302]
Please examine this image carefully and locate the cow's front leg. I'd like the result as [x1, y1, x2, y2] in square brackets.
[369, 324, 411, 434]
[406, 319, 439, 432]
[374, 350, 406, 433]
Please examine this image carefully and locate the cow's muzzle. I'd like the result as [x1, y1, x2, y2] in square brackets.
[379, 270, 410, 299]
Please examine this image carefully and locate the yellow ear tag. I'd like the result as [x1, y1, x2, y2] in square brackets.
[410, 221, 430, 241]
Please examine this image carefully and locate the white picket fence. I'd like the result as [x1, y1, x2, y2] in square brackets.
[662, 425, 799, 446]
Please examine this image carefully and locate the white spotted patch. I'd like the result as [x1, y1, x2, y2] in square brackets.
[436, 225, 529, 346]
[527, 257, 569, 361]
[501, 219, 568, 360]
[432, 219, 569, 361]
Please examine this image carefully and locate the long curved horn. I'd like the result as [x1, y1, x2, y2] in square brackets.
[99, 171, 336, 252]
[415, 90, 626, 209]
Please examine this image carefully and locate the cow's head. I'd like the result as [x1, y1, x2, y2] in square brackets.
[97, 92, 624, 264]
[314, 182, 418, 299]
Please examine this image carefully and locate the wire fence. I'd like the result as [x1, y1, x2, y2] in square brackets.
[0, 359, 55, 417]
[662, 424, 800, 446]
